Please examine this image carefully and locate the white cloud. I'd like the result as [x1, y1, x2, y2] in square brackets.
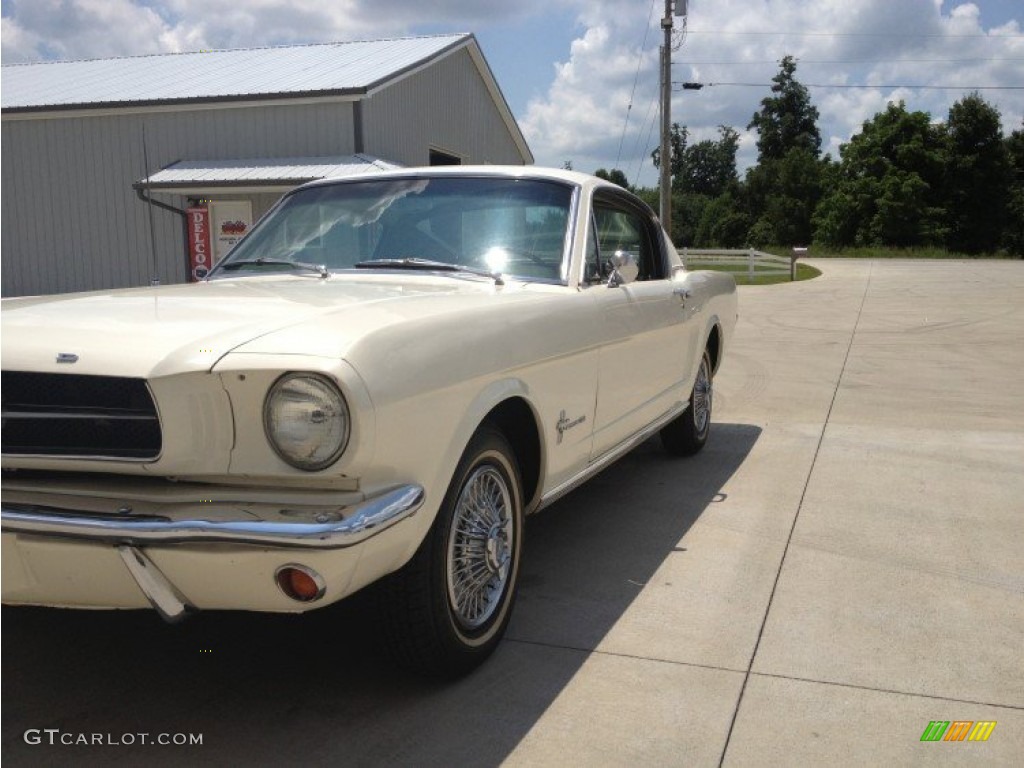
[0, 0, 565, 61]
[521, 24, 654, 164]
[2, 0, 1021, 184]
[1, 0, 174, 61]
[523, 0, 1024, 182]
[0, 16, 42, 62]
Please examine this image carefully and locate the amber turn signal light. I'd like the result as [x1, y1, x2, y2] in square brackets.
[275, 564, 326, 602]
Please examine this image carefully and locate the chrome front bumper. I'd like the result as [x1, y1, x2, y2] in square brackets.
[0, 484, 424, 549]
[1, 484, 425, 621]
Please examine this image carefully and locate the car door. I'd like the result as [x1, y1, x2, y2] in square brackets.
[587, 190, 699, 459]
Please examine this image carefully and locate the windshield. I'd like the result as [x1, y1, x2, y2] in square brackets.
[212, 176, 575, 283]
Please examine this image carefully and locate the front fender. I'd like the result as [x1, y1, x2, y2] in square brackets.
[440, 379, 547, 509]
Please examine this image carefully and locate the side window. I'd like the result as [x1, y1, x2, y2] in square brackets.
[584, 216, 604, 283]
[592, 198, 666, 282]
[429, 148, 462, 166]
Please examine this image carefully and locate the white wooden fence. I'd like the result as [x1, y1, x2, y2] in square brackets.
[680, 248, 798, 280]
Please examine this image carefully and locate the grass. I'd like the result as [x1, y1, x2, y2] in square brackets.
[685, 241, 1022, 285]
[687, 261, 822, 286]
[765, 245, 1020, 260]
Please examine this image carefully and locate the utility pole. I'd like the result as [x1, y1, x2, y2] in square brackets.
[659, 0, 673, 232]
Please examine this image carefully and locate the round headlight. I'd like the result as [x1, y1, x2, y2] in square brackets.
[263, 373, 350, 471]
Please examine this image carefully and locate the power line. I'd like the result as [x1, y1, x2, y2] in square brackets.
[614, 0, 659, 171]
[685, 29, 1024, 39]
[629, 93, 659, 176]
[675, 57, 1024, 65]
[685, 82, 1024, 91]
[632, 94, 661, 188]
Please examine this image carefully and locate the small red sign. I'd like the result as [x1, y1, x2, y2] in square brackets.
[186, 207, 212, 281]
[220, 220, 248, 236]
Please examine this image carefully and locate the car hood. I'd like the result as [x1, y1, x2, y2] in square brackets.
[1, 275, 536, 378]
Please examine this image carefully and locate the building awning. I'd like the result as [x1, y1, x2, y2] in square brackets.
[135, 154, 402, 195]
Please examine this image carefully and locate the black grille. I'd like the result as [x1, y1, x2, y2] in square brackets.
[2, 372, 162, 460]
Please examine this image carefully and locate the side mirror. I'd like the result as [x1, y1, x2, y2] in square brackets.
[608, 250, 639, 287]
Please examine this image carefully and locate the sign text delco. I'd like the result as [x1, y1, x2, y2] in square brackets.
[186, 207, 212, 281]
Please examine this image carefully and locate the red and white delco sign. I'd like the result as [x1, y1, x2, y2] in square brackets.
[186, 207, 212, 281]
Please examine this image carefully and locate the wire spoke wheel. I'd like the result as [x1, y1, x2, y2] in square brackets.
[692, 354, 712, 436]
[373, 427, 522, 677]
[660, 346, 714, 456]
[446, 464, 514, 630]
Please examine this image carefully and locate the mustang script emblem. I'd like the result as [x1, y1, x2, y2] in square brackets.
[556, 409, 586, 444]
[55, 353, 79, 364]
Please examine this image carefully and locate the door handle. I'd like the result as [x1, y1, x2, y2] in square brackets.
[673, 286, 700, 313]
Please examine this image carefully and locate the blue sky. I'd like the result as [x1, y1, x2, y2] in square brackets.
[3, 1, 1022, 187]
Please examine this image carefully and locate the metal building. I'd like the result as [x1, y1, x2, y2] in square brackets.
[1, 34, 533, 297]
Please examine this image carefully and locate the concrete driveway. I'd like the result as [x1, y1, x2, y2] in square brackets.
[3, 259, 1022, 766]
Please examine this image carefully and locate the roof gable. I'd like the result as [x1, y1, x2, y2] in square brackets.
[1, 34, 469, 111]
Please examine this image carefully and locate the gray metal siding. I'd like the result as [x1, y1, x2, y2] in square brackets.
[362, 48, 524, 167]
[2, 102, 355, 296]
[250, 193, 284, 222]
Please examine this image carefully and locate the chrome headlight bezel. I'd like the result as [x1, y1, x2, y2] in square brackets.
[262, 372, 351, 471]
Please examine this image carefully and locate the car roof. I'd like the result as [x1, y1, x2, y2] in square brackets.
[300, 164, 621, 195]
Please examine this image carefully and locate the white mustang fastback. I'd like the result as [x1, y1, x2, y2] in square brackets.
[1, 167, 737, 675]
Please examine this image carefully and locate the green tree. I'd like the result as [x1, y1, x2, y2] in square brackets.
[1004, 122, 1024, 256]
[650, 124, 741, 246]
[744, 56, 824, 246]
[695, 193, 751, 248]
[813, 102, 947, 248]
[945, 94, 1010, 254]
[653, 124, 739, 196]
[594, 168, 631, 189]
[636, 186, 659, 212]
[744, 148, 827, 246]
[674, 193, 712, 248]
[678, 126, 740, 197]
[748, 55, 821, 163]
[650, 123, 688, 181]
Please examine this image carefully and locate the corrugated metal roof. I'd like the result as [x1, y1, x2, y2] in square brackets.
[2, 34, 469, 111]
[138, 154, 403, 192]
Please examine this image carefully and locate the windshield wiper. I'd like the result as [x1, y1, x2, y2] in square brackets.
[218, 258, 328, 278]
[354, 257, 503, 285]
